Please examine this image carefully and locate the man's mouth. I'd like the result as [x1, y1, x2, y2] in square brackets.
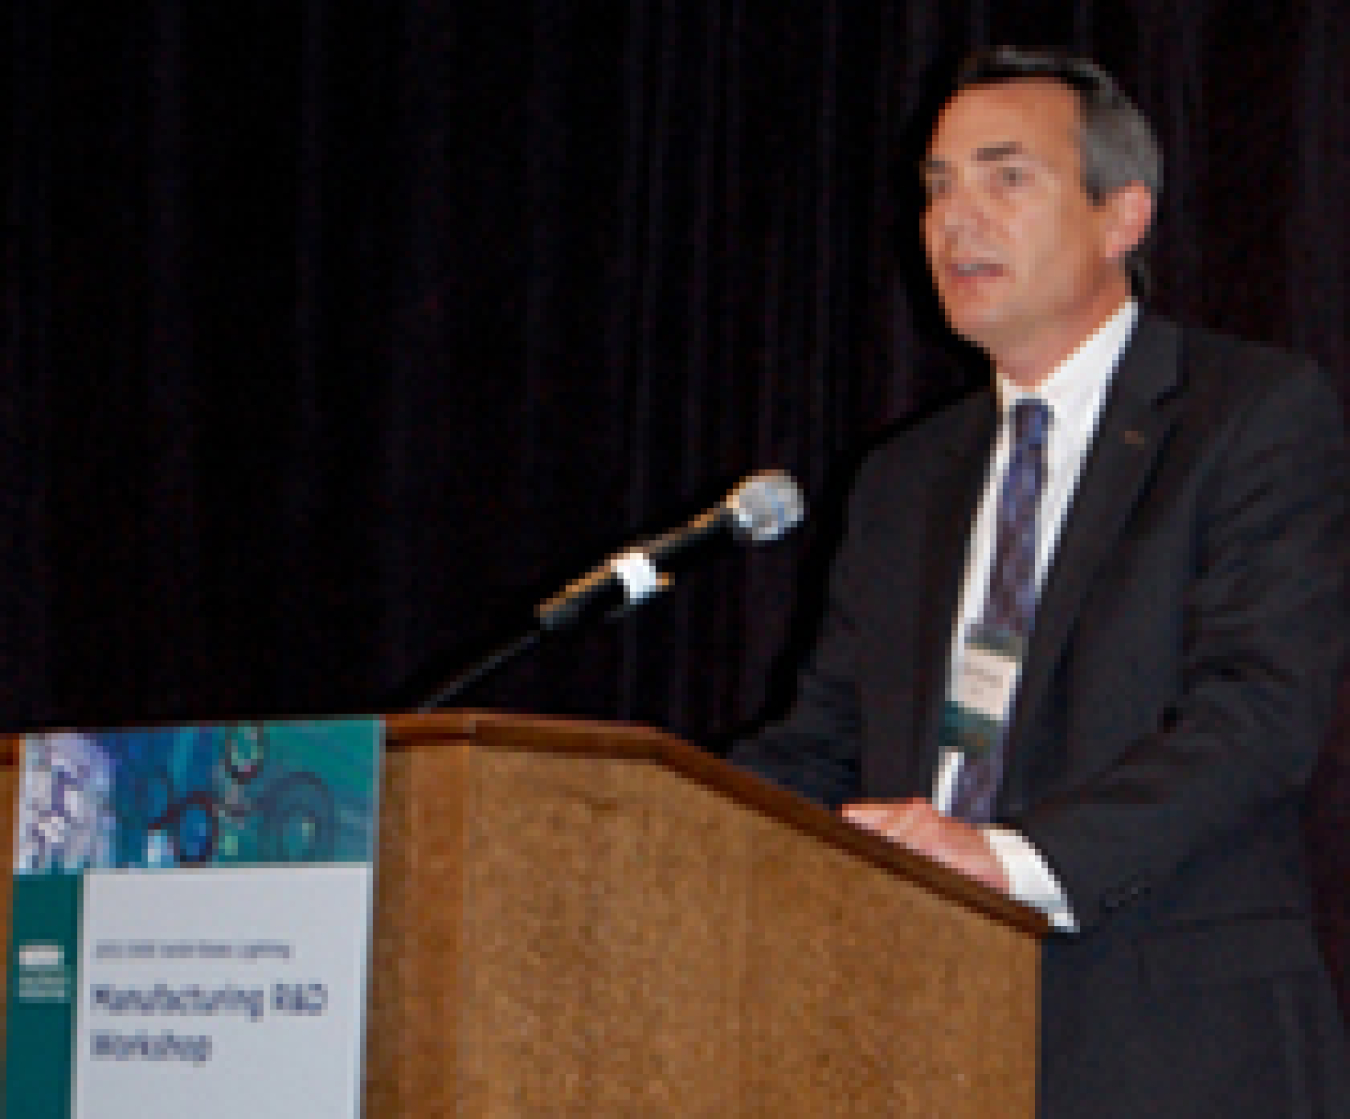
[950, 261, 1004, 278]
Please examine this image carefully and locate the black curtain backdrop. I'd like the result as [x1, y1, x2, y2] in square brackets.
[4, 2, 1349, 1008]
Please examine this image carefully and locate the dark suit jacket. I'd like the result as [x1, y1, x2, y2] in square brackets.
[732, 314, 1350, 1117]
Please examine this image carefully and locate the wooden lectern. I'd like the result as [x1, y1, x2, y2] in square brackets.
[0, 712, 1045, 1116]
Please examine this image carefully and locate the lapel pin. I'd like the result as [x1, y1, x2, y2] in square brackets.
[1122, 429, 1148, 446]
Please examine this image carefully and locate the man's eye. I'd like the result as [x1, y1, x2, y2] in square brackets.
[997, 165, 1030, 187]
[924, 179, 949, 200]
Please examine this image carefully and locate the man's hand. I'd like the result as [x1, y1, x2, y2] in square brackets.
[841, 798, 1010, 893]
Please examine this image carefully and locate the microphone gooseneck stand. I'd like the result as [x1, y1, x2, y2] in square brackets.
[415, 470, 805, 711]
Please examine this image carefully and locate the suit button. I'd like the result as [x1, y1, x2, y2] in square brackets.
[1101, 880, 1150, 914]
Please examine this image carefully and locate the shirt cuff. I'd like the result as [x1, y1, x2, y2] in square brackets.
[983, 826, 1078, 932]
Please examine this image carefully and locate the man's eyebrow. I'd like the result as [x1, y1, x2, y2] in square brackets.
[974, 142, 1028, 162]
[920, 142, 1031, 175]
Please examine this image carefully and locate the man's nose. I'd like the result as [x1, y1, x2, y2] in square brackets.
[930, 182, 983, 236]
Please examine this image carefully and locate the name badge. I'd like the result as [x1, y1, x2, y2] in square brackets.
[952, 626, 1021, 719]
[934, 625, 1024, 811]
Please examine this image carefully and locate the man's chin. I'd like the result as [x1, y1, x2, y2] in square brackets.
[939, 303, 1010, 351]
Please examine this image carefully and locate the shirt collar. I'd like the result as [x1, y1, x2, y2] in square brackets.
[995, 300, 1139, 423]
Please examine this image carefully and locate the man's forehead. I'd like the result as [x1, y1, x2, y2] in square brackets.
[925, 79, 1081, 160]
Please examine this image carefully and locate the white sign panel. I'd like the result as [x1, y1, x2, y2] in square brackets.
[72, 866, 373, 1119]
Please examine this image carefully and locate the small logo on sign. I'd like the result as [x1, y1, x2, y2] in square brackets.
[19, 942, 63, 969]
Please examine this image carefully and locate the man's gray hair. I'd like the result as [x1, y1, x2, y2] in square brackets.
[954, 47, 1162, 295]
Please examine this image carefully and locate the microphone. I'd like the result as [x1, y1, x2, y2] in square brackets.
[414, 470, 805, 710]
[534, 470, 806, 631]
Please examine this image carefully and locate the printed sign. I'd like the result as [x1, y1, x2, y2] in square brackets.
[5, 719, 383, 1119]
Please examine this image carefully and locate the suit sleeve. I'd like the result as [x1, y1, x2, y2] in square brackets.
[726, 479, 876, 809]
[1016, 359, 1350, 931]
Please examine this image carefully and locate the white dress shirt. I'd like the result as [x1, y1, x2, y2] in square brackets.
[942, 300, 1140, 930]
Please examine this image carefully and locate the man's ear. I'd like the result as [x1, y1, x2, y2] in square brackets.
[1101, 182, 1155, 264]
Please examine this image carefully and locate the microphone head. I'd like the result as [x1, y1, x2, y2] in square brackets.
[725, 470, 805, 543]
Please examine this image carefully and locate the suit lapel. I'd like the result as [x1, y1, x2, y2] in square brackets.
[910, 393, 999, 779]
[1006, 315, 1186, 757]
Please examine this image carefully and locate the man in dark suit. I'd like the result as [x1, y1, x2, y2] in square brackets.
[731, 48, 1350, 1117]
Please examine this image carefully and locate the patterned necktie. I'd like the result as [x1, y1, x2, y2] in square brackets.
[950, 398, 1051, 822]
